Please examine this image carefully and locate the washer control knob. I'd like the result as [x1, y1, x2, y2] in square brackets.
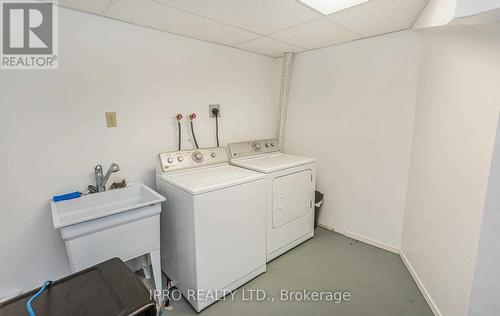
[252, 143, 261, 151]
[192, 151, 204, 163]
[265, 143, 269, 147]
[271, 143, 275, 147]
[211, 152, 216, 158]
[167, 157, 174, 163]
[178, 156, 184, 162]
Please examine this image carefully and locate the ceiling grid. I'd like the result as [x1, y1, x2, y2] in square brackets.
[58, 0, 429, 57]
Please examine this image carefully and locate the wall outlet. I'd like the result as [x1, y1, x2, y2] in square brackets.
[105, 112, 117, 127]
[209, 104, 221, 118]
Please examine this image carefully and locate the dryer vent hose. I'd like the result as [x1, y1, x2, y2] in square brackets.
[278, 52, 295, 151]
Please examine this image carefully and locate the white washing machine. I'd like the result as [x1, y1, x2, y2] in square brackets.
[228, 139, 315, 262]
[155, 147, 267, 312]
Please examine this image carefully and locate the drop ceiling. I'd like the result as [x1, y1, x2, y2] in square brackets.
[58, 0, 429, 57]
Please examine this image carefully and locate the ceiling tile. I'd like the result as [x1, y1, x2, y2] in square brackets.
[58, 0, 111, 14]
[235, 37, 304, 58]
[155, 0, 322, 35]
[328, 0, 428, 37]
[269, 17, 361, 50]
[103, 0, 259, 46]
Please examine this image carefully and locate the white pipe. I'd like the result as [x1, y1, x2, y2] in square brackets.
[278, 52, 295, 151]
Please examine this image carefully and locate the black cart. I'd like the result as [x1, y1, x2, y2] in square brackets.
[0, 258, 156, 316]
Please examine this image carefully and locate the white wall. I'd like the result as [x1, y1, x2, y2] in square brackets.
[413, 0, 457, 29]
[402, 24, 500, 316]
[413, 0, 500, 29]
[284, 31, 421, 250]
[468, 116, 500, 316]
[0, 8, 280, 296]
[455, 0, 500, 17]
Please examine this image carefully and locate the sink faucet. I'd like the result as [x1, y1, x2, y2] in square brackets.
[90, 163, 120, 193]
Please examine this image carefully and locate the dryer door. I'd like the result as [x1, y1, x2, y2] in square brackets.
[272, 170, 313, 228]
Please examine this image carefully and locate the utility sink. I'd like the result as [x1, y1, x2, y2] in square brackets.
[50, 182, 165, 228]
[50, 182, 166, 299]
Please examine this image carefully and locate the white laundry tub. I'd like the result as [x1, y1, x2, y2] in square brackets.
[50, 183, 165, 297]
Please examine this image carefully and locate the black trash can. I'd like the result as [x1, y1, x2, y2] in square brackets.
[314, 190, 324, 229]
[0, 258, 156, 316]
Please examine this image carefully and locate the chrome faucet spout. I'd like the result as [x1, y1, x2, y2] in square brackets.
[93, 163, 119, 192]
[94, 165, 103, 186]
[102, 163, 120, 187]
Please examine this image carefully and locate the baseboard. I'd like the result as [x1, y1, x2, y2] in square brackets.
[318, 225, 440, 316]
[317, 223, 334, 231]
[344, 231, 400, 254]
[400, 251, 441, 316]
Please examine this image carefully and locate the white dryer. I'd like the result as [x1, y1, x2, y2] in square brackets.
[155, 147, 267, 312]
[228, 139, 315, 262]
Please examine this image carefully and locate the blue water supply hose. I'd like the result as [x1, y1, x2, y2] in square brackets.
[26, 281, 52, 316]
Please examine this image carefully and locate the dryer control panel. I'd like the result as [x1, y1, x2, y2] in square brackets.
[157, 147, 228, 172]
[227, 139, 279, 159]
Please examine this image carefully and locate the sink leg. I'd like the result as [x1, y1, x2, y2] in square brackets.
[150, 249, 163, 304]
[142, 265, 152, 279]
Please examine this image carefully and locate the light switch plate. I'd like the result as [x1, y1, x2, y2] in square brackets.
[209, 104, 221, 118]
[106, 112, 117, 127]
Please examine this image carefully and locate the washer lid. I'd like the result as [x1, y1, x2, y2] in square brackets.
[231, 153, 315, 173]
[158, 164, 265, 195]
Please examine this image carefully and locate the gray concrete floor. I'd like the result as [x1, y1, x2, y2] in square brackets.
[164, 228, 433, 316]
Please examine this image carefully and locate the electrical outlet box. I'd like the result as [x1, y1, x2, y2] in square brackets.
[209, 104, 221, 118]
[106, 112, 117, 127]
